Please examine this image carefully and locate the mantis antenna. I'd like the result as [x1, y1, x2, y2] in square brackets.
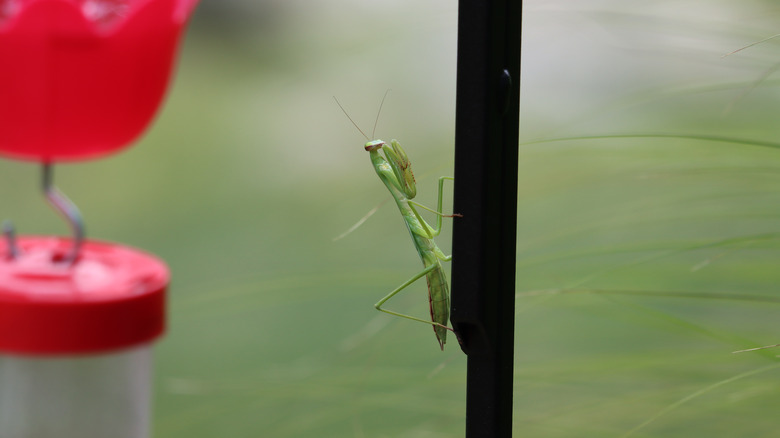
[371, 89, 391, 139]
[333, 89, 392, 141]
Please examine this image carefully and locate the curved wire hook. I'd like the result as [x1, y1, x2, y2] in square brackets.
[2, 164, 84, 264]
[3, 220, 19, 260]
[43, 163, 85, 265]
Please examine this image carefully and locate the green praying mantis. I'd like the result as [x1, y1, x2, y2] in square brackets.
[336, 95, 460, 350]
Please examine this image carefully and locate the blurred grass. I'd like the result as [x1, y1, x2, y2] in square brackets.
[4, 0, 780, 436]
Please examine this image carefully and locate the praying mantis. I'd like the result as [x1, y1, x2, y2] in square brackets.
[336, 95, 460, 350]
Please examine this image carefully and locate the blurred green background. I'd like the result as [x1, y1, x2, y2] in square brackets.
[4, 0, 780, 436]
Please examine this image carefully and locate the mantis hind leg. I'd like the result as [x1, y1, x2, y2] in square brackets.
[374, 263, 452, 332]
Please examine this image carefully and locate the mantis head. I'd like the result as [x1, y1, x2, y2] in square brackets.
[364, 140, 386, 151]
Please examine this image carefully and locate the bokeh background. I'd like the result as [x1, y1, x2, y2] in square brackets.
[3, 0, 780, 436]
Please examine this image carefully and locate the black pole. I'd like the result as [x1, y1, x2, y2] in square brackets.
[450, 0, 521, 436]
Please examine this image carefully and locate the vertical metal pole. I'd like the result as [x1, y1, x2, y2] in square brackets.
[450, 0, 521, 436]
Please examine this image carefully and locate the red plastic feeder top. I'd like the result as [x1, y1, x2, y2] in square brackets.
[0, 236, 168, 355]
[0, 0, 199, 162]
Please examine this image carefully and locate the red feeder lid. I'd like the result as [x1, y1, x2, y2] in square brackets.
[0, 236, 168, 355]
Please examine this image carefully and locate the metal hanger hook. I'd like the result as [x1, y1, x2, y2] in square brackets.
[3, 219, 19, 260]
[43, 163, 85, 265]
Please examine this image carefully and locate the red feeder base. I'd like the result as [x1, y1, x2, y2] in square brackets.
[0, 236, 168, 355]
